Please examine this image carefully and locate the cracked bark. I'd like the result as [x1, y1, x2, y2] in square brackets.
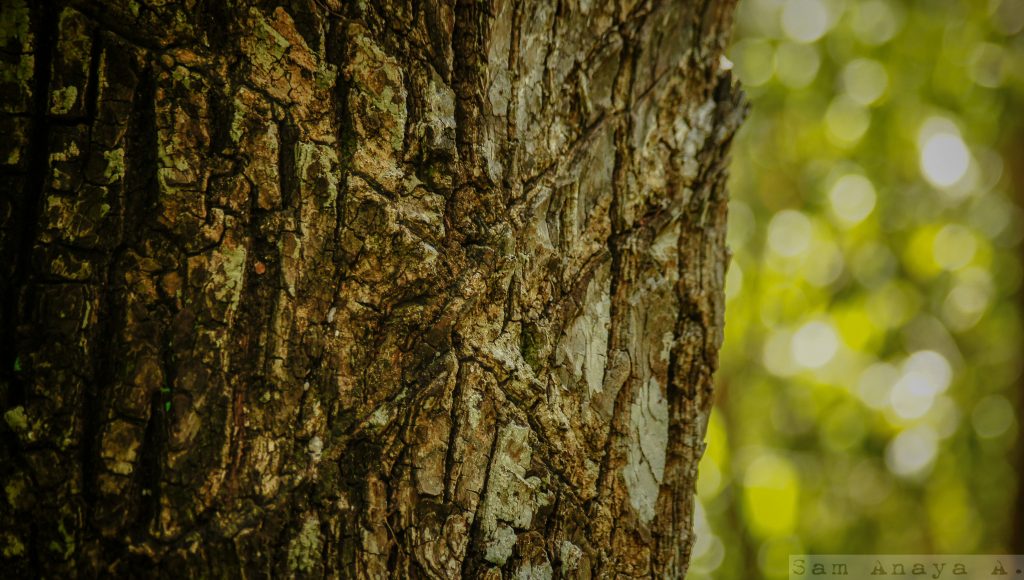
[0, 0, 745, 576]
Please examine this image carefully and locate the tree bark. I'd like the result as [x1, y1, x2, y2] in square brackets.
[0, 0, 744, 576]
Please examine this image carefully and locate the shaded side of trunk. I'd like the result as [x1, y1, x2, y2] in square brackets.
[0, 0, 744, 576]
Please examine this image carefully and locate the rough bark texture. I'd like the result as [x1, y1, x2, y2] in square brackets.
[0, 0, 744, 576]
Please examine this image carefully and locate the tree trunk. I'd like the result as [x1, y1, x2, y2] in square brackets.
[0, 0, 744, 576]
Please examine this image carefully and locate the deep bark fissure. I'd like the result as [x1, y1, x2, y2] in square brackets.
[5, 1, 56, 408]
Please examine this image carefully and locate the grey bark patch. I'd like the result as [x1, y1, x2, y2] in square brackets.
[483, 523, 516, 565]
[624, 377, 670, 523]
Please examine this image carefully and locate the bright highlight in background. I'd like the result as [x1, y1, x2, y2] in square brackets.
[885, 426, 939, 479]
[829, 174, 877, 225]
[918, 119, 971, 188]
[791, 321, 840, 369]
[767, 210, 812, 257]
[782, 0, 829, 43]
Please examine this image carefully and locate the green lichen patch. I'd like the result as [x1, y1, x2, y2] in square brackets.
[153, 66, 213, 240]
[49, 85, 78, 116]
[249, 6, 292, 68]
[5, 474, 29, 510]
[1, 534, 25, 558]
[0, 116, 29, 168]
[287, 515, 323, 573]
[102, 148, 126, 183]
[48, 7, 94, 117]
[344, 25, 408, 188]
[519, 322, 548, 373]
[187, 231, 248, 325]
[48, 139, 81, 163]
[0, 0, 34, 114]
[52, 517, 75, 560]
[3, 406, 28, 432]
[0, 0, 30, 41]
[41, 185, 115, 249]
[238, 6, 330, 116]
[215, 243, 248, 315]
[46, 248, 95, 281]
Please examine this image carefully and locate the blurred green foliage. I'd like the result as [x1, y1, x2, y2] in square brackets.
[693, 0, 1024, 577]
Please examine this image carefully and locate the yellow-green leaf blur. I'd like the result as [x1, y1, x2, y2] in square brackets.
[693, 0, 1024, 577]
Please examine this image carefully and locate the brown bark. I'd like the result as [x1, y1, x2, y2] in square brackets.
[0, 0, 744, 576]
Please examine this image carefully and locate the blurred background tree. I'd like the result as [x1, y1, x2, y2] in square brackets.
[691, 0, 1024, 577]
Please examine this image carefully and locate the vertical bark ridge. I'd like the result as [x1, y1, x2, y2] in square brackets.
[586, 10, 644, 568]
